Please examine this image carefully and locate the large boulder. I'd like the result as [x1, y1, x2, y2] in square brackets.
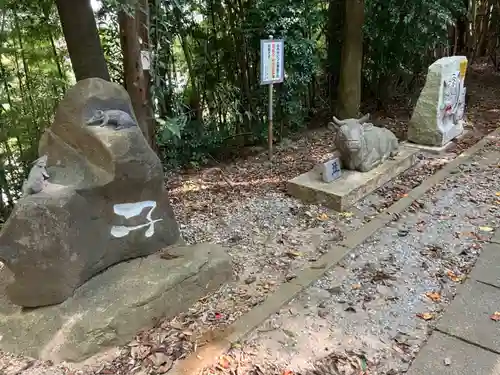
[0, 78, 181, 307]
[408, 56, 467, 146]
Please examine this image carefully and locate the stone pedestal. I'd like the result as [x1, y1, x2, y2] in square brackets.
[287, 146, 417, 212]
[408, 56, 467, 147]
[0, 243, 232, 363]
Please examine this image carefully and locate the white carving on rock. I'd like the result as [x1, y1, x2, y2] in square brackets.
[440, 71, 466, 127]
[435, 56, 467, 145]
[111, 200, 163, 238]
[22, 155, 50, 197]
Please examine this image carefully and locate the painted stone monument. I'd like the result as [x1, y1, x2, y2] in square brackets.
[408, 56, 467, 147]
[0, 78, 181, 307]
[328, 113, 399, 173]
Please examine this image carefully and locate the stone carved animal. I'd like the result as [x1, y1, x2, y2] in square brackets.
[85, 109, 138, 130]
[21, 155, 49, 196]
[328, 114, 399, 172]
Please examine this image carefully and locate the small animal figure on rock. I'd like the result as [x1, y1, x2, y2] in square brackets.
[85, 109, 138, 130]
[22, 155, 50, 196]
[329, 114, 399, 172]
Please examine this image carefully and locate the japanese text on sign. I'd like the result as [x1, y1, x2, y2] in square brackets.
[260, 39, 284, 85]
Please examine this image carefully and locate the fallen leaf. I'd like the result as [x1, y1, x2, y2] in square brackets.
[352, 283, 361, 290]
[317, 213, 329, 221]
[392, 344, 406, 354]
[130, 344, 151, 360]
[361, 357, 367, 370]
[495, 192, 500, 196]
[148, 352, 171, 367]
[447, 270, 466, 283]
[230, 342, 242, 349]
[218, 355, 231, 369]
[158, 362, 174, 374]
[170, 321, 183, 330]
[425, 291, 441, 302]
[416, 312, 435, 321]
[285, 251, 302, 258]
[479, 226, 494, 232]
[490, 311, 500, 321]
[339, 211, 353, 218]
[456, 231, 477, 238]
[282, 370, 294, 375]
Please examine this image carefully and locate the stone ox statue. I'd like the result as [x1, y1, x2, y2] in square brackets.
[329, 114, 399, 173]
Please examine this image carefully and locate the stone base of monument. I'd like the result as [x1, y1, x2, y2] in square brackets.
[0, 243, 232, 364]
[404, 129, 470, 155]
[287, 146, 418, 212]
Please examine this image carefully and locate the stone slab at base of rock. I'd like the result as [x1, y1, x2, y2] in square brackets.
[403, 129, 470, 154]
[0, 243, 232, 364]
[287, 146, 417, 212]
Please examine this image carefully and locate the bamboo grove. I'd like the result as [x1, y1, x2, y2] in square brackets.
[0, 0, 498, 221]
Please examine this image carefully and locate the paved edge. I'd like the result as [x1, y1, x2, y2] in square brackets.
[405, 331, 500, 375]
[170, 128, 500, 375]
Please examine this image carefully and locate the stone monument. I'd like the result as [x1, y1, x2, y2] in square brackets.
[408, 56, 467, 147]
[0, 78, 232, 362]
[0, 78, 181, 307]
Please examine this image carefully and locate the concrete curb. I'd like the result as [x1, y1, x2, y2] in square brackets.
[170, 128, 500, 375]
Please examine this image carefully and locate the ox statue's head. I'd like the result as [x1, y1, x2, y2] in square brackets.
[328, 114, 371, 152]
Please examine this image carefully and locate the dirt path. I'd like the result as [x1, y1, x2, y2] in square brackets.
[1, 64, 499, 375]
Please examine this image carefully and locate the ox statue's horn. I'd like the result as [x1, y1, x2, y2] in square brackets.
[358, 113, 370, 124]
[332, 116, 345, 125]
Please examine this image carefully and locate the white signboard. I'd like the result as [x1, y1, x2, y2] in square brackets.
[320, 158, 342, 183]
[260, 39, 284, 85]
[140, 50, 151, 70]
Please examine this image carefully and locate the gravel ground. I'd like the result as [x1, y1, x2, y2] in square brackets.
[204, 142, 499, 375]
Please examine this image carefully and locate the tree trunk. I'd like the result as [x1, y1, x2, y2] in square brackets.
[337, 0, 364, 118]
[327, 0, 345, 103]
[55, 0, 110, 81]
[118, 3, 150, 142]
[138, 0, 157, 151]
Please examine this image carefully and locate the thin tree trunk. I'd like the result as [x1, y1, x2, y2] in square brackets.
[337, 0, 364, 118]
[327, 0, 345, 104]
[138, 0, 157, 151]
[118, 3, 150, 141]
[173, 6, 202, 123]
[55, 0, 110, 81]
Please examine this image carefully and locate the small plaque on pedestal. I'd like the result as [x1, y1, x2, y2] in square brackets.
[320, 158, 342, 183]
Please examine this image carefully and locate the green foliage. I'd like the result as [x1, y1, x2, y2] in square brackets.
[95, 0, 466, 168]
[0, 0, 71, 219]
[141, 0, 326, 167]
[0, 0, 475, 222]
[363, 0, 466, 103]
